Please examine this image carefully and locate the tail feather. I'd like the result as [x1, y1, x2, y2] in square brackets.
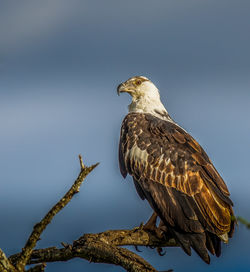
[205, 231, 222, 257]
[172, 229, 210, 264]
[205, 232, 216, 256]
[172, 229, 225, 263]
[186, 233, 210, 264]
[210, 232, 221, 257]
[173, 231, 191, 256]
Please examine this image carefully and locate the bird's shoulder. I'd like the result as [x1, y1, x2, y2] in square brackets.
[120, 112, 231, 201]
[121, 112, 207, 159]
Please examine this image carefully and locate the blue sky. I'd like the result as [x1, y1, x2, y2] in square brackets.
[0, 1, 250, 271]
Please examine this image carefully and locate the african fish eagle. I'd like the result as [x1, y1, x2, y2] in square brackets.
[117, 76, 235, 264]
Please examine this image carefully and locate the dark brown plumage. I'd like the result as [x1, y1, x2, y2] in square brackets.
[119, 112, 235, 264]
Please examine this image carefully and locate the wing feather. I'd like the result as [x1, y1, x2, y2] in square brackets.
[119, 112, 235, 261]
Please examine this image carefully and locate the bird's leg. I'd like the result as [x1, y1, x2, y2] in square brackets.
[137, 213, 166, 239]
[132, 213, 157, 252]
[134, 213, 157, 231]
[155, 220, 168, 256]
[143, 214, 167, 255]
[143, 214, 168, 239]
[158, 220, 168, 234]
[143, 212, 158, 232]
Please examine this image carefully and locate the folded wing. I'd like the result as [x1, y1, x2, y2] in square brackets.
[119, 112, 235, 263]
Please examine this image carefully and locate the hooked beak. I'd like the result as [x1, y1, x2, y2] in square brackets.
[117, 83, 134, 96]
[117, 83, 124, 96]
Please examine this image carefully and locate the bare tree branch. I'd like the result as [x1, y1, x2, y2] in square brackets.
[0, 249, 17, 272]
[9, 153, 249, 271]
[237, 216, 250, 229]
[78, 229, 177, 248]
[0, 149, 249, 271]
[3, 154, 178, 272]
[15, 155, 99, 271]
[9, 228, 177, 272]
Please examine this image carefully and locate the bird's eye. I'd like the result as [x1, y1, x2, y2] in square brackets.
[135, 79, 142, 86]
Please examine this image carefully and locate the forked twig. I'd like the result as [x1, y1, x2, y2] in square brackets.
[15, 156, 99, 271]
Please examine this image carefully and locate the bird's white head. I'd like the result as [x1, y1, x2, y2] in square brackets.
[117, 76, 170, 120]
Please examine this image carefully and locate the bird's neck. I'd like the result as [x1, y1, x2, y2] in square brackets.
[128, 96, 172, 121]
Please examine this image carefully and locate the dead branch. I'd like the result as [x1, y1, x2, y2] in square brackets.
[237, 216, 250, 229]
[9, 229, 177, 272]
[14, 155, 99, 271]
[0, 249, 17, 272]
[2, 155, 179, 272]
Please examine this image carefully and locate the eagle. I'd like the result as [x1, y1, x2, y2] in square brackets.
[117, 76, 235, 264]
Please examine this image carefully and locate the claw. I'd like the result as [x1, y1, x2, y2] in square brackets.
[139, 222, 144, 229]
[157, 247, 166, 256]
[134, 245, 142, 252]
[132, 222, 144, 232]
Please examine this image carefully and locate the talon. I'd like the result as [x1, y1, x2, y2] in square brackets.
[143, 213, 164, 239]
[132, 226, 139, 232]
[134, 245, 142, 252]
[133, 222, 144, 232]
[155, 228, 164, 239]
[157, 247, 166, 256]
[139, 222, 144, 229]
